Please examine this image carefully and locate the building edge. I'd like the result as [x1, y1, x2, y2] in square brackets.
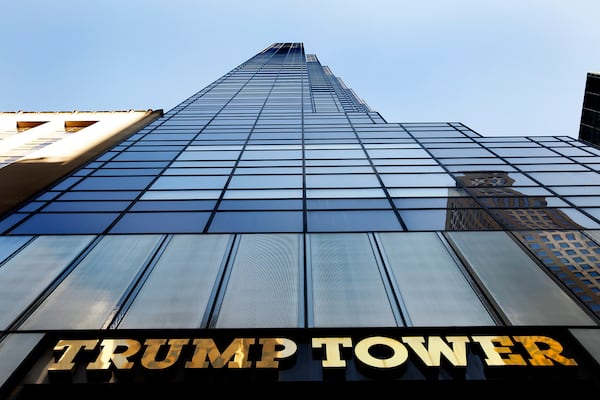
[0, 109, 163, 219]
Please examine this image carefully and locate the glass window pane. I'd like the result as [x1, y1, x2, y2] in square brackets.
[109, 212, 210, 233]
[223, 189, 302, 199]
[208, 211, 302, 232]
[18, 235, 163, 330]
[10, 213, 119, 234]
[162, 168, 232, 176]
[42, 201, 131, 212]
[0, 215, 28, 235]
[176, 150, 241, 161]
[570, 329, 600, 365]
[377, 232, 495, 326]
[0, 333, 45, 388]
[530, 171, 600, 186]
[394, 198, 457, 208]
[72, 176, 154, 190]
[215, 234, 302, 328]
[0, 236, 95, 329]
[305, 149, 366, 159]
[57, 191, 140, 201]
[151, 176, 229, 190]
[141, 190, 222, 200]
[92, 168, 164, 176]
[241, 150, 301, 159]
[367, 149, 430, 158]
[306, 188, 385, 198]
[306, 174, 380, 188]
[381, 173, 455, 187]
[558, 208, 600, 228]
[517, 230, 600, 318]
[308, 210, 402, 232]
[389, 188, 467, 198]
[119, 234, 232, 329]
[306, 166, 373, 174]
[113, 151, 180, 161]
[218, 199, 302, 210]
[229, 175, 302, 189]
[309, 233, 398, 327]
[0, 236, 31, 264]
[376, 166, 445, 173]
[130, 200, 216, 211]
[307, 198, 391, 210]
[401, 209, 449, 229]
[235, 167, 302, 175]
[446, 231, 595, 325]
[428, 148, 495, 158]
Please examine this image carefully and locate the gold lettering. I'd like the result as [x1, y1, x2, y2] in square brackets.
[48, 333, 579, 375]
[402, 336, 469, 367]
[311, 337, 352, 368]
[87, 339, 142, 370]
[185, 338, 254, 369]
[513, 336, 577, 366]
[141, 338, 190, 370]
[471, 336, 526, 366]
[48, 339, 99, 373]
[354, 336, 408, 369]
[255, 338, 297, 368]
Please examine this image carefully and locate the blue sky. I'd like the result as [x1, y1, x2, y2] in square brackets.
[1, 0, 599, 137]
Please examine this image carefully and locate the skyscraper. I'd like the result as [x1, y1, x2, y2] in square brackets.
[1, 43, 600, 398]
[579, 72, 600, 145]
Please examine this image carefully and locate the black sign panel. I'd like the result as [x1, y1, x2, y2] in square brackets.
[5, 326, 600, 398]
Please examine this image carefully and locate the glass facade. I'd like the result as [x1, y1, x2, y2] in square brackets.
[1, 43, 600, 395]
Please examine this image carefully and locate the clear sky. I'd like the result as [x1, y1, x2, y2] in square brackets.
[1, 0, 599, 138]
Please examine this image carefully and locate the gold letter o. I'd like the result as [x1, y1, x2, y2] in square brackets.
[354, 336, 408, 369]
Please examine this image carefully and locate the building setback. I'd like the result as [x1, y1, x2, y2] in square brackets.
[0, 43, 599, 397]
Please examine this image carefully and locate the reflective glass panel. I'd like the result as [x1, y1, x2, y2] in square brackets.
[530, 171, 600, 186]
[309, 233, 398, 327]
[218, 199, 302, 210]
[0, 333, 45, 388]
[130, 200, 216, 211]
[72, 176, 154, 190]
[308, 210, 402, 232]
[215, 234, 302, 328]
[306, 174, 380, 188]
[0, 236, 31, 264]
[141, 190, 222, 200]
[119, 234, 232, 328]
[209, 211, 303, 232]
[0, 235, 95, 329]
[446, 231, 595, 325]
[10, 213, 119, 234]
[381, 173, 455, 187]
[109, 212, 210, 233]
[151, 175, 229, 190]
[377, 232, 495, 326]
[229, 175, 302, 189]
[18, 235, 163, 330]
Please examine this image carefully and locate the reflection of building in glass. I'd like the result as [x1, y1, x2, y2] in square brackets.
[444, 193, 500, 230]
[518, 230, 600, 316]
[449, 171, 584, 230]
[449, 171, 597, 314]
